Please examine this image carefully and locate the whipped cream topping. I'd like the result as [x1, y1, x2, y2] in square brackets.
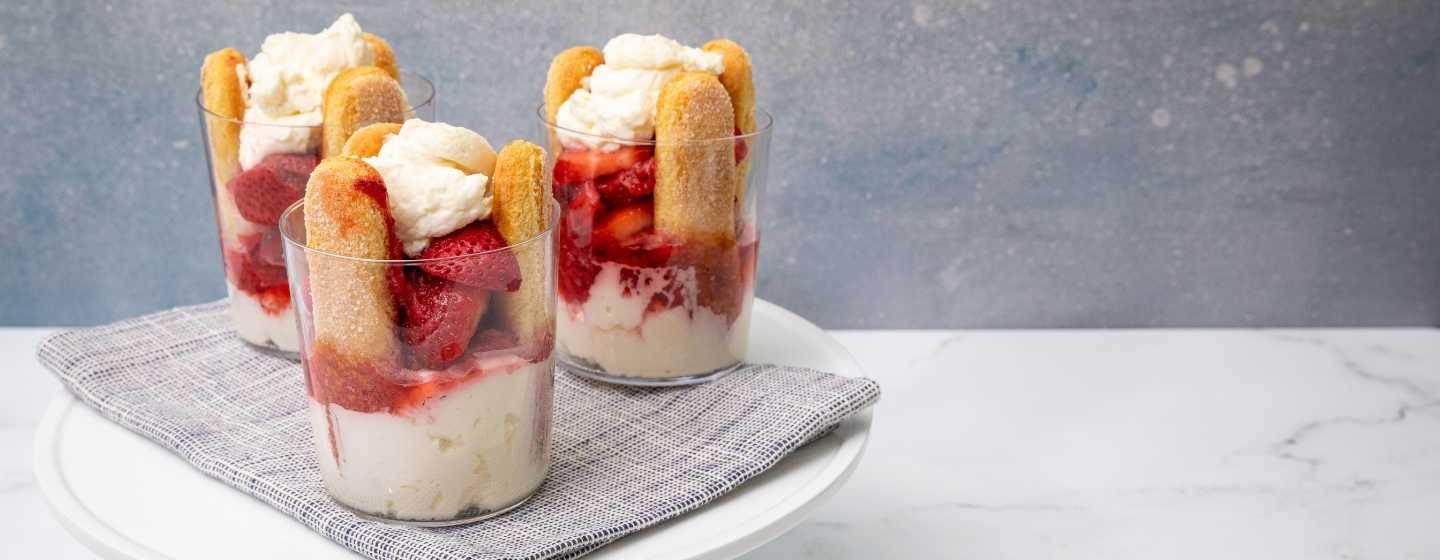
[363, 119, 497, 256]
[236, 13, 376, 169]
[554, 34, 724, 151]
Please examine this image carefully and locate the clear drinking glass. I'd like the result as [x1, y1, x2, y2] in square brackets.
[539, 107, 772, 386]
[196, 70, 434, 355]
[279, 200, 555, 526]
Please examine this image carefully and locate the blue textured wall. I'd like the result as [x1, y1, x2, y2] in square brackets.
[1, 1, 1437, 327]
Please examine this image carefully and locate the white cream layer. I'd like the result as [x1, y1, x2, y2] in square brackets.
[555, 34, 724, 151]
[311, 357, 552, 521]
[557, 262, 748, 378]
[236, 13, 374, 170]
[363, 119, 497, 256]
[226, 282, 299, 352]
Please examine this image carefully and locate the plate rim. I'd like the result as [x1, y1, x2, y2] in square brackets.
[33, 298, 873, 560]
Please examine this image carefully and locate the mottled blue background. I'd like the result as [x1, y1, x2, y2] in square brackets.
[1, 0, 1437, 327]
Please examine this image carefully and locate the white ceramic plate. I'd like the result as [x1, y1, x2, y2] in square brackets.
[34, 299, 873, 560]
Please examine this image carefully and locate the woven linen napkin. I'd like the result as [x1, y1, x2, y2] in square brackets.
[36, 299, 880, 560]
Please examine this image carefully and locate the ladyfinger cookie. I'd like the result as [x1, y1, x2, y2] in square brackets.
[490, 140, 552, 344]
[340, 122, 402, 159]
[321, 67, 408, 159]
[200, 47, 258, 238]
[303, 158, 403, 369]
[361, 33, 400, 80]
[653, 72, 737, 242]
[200, 48, 247, 185]
[655, 72, 742, 319]
[703, 39, 756, 206]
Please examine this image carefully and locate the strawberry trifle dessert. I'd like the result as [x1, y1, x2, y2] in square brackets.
[541, 34, 770, 384]
[198, 14, 430, 354]
[282, 120, 554, 525]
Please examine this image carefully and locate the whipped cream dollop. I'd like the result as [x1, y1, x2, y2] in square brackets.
[363, 119, 497, 256]
[237, 14, 375, 169]
[554, 34, 724, 151]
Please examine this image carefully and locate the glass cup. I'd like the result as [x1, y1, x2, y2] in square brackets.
[196, 70, 435, 356]
[279, 201, 555, 526]
[539, 106, 772, 386]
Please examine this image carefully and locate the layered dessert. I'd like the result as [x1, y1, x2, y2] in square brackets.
[199, 14, 411, 353]
[289, 120, 554, 524]
[543, 34, 762, 382]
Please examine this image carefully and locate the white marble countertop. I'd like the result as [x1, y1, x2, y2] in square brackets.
[6, 327, 1440, 559]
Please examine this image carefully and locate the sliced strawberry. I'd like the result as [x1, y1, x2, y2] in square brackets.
[419, 221, 521, 291]
[553, 146, 653, 184]
[401, 272, 490, 369]
[557, 183, 603, 302]
[569, 181, 603, 218]
[229, 153, 315, 226]
[255, 285, 292, 315]
[593, 202, 653, 246]
[593, 156, 656, 206]
[592, 202, 678, 268]
[224, 247, 288, 293]
[263, 153, 318, 190]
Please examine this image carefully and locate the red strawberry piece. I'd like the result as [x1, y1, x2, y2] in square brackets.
[553, 146, 653, 184]
[223, 247, 288, 293]
[557, 183, 603, 302]
[401, 272, 490, 369]
[229, 153, 316, 226]
[616, 230, 676, 268]
[419, 221, 522, 291]
[262, 153, 319, 190]
[593, 156, 656, 206]
[593, 202, 653, 246]
[255, 285, 292, 315]
[470, 328, 520, 354]
[592, 202, 678, 268]
[235, 232, 263, 254]
[569, 181, 603, 218]
[254, 228, 286, 266]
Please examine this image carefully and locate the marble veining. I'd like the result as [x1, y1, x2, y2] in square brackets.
[748, 329, 1440, 559]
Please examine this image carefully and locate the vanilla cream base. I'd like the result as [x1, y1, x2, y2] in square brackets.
[310, 357, 552, 522]
[226, 282, 299, 352]
[557, 262, 749, 379]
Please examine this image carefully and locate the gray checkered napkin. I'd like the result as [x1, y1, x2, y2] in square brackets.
[36, 300, 880, 560]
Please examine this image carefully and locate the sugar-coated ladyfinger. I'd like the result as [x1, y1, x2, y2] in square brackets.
[703, 39, 756, 206]
[321, 67, 408, 159]
[341, 122, 402, 159]
[303, 158, 403, 369]
[653, 72, 737, 243]
[490, 140, 552, 345]
[654, 72, 742, 319]
[361, 33, 400, 81]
